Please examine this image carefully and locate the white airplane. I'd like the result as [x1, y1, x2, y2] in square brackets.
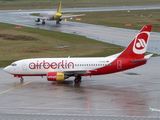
[4, 25, 152, 83]
[34, 2, 85, 24]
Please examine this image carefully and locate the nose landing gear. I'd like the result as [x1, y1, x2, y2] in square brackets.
[20, 77, 24, 82]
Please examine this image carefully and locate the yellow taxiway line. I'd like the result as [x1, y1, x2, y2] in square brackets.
[0, 80, 34, 95]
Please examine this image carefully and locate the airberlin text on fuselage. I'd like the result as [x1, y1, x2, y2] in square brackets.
[29, 60, 74, 69]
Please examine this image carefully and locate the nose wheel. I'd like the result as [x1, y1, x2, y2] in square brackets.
[20, 78, 24, 82]
[74, 76, 82, 83]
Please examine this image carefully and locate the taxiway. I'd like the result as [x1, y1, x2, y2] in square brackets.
[0, 57, 160, 119]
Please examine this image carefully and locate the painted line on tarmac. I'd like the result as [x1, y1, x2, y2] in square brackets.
[0, 81, 34, 95]
[1, 112, 157, 119]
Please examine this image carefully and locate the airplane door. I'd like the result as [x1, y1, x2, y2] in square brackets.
[117, 60, 122, 70]
[22, 61, 27, 71]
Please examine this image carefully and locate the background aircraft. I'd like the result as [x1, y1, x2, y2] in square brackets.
[4, 25, 152, 83]
[34, 2, 85, 24]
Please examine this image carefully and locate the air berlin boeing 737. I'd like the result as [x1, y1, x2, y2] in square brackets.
[4, 25, 152, 83]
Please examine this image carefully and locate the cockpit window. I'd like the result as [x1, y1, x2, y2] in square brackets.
[11, 63, 17, 66]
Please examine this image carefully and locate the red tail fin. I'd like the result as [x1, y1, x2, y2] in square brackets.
[118, 25, 152, 59]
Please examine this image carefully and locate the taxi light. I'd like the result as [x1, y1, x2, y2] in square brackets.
[125, 24, 132, 26]
[15, 26, 22, 29]
[76, 18, 81, 21]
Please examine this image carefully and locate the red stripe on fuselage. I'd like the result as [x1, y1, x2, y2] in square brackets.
[82, 59, 147, 76]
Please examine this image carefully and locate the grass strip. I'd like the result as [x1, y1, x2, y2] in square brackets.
[68, 9, 160, 32]
[0, 0, 160, 10]
[0, 22, 123, 67]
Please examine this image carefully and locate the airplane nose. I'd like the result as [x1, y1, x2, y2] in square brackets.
[4, 66, 10, 73]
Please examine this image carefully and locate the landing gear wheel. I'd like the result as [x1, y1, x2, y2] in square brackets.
[74, 76, 82, 83]
[20, 78, 24, 82]
[56, 19, 61, 24]
[74, 79, 79, 83]
[56, 21, 60, 24]
[42, 21, 45, 25]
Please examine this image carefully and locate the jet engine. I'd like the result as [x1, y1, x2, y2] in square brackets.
[35, 18, 40, 22]
[47, 72, 65, 81]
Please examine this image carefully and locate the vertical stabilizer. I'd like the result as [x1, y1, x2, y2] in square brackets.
[57, 2, 62, 14]
[118, 25, 152, 59]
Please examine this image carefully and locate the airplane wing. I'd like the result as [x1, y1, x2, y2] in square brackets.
[61, 14, 85, 19]
[54, 69, 90, 76]
[149, 106, 160, 112]
[34, 16, 51, 24]
[38, 17, 50, 20]
[22, 15, 49, 20]
[64, 70, 89, 76]
[54, 67, 103, 76]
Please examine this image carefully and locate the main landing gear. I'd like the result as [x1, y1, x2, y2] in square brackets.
[42, 20, 45, 25]
[56, 19, 62, 24]
[74, 76, 82, 83]
[56, 21, 60, 24]
[20, 77, 24, 82]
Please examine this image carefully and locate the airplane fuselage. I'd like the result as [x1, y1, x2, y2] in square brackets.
[4, 55, 147, 77]
[5, 57, 114, 75]
[39, 12, 56, 20]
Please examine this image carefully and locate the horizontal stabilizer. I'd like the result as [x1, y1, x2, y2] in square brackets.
[144, 54, 153, 59]
[132, 54, 153, 63]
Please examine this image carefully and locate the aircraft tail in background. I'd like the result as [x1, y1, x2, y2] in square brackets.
[57, 2, 62, 14]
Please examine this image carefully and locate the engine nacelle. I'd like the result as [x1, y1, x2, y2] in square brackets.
[35, 18, 40, 22]
[47, 72, 65, 81]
